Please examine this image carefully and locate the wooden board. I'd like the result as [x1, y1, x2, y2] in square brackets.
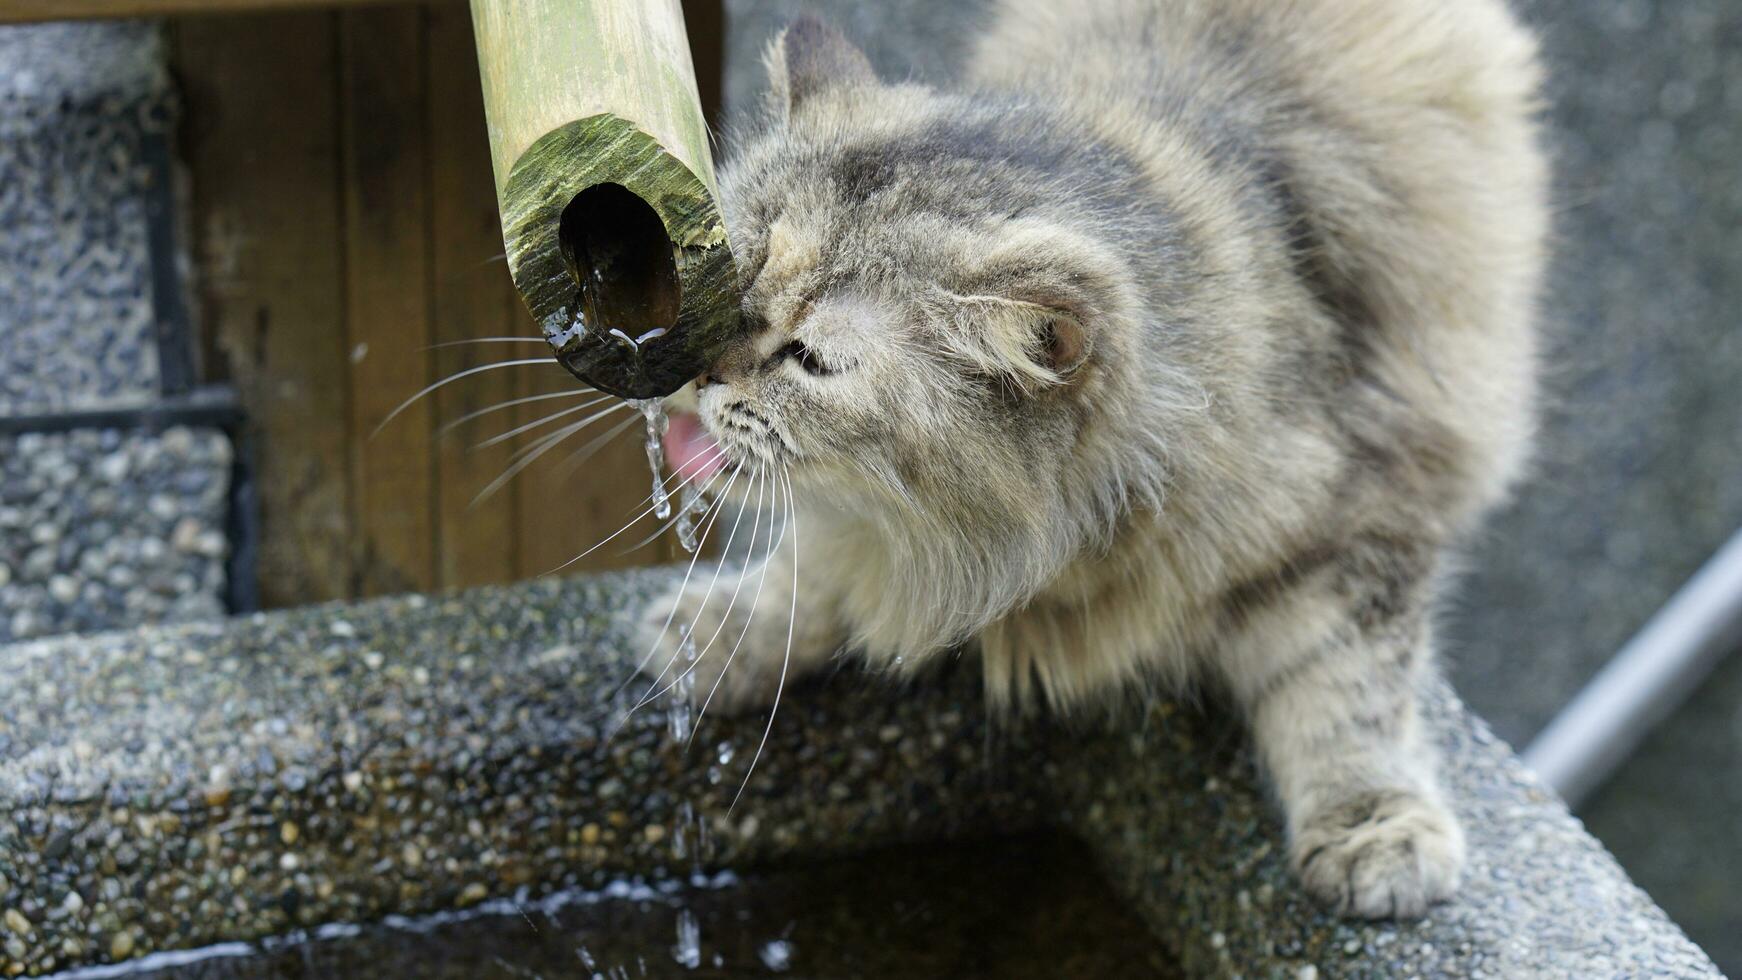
[339, 3, 435, 596]
[0, 0, 417, 24]
[175, 11, 355, 606]
[682, 0, 724, 135]
[426, 2, 521, 590]
[514, 376, 661, 579]
[172, 1, 722, 606]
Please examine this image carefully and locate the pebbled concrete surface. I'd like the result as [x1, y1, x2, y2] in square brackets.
[1057, 683, 1722, 979]
[0, 427, 229, 645]
[0, 22, 228, 654]
[0, 569, 1719, 977]
[0, 21, 174, 416]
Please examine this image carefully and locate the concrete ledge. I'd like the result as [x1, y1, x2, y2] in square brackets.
[0, 570, 1721, 977]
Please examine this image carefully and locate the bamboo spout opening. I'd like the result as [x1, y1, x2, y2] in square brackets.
[472, 0, 740, 400]
[557, 183, 683, 353]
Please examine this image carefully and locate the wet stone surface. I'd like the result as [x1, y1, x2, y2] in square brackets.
[0, 21, 173, 415]
[0, 569, 1719, 977]
[0, 571, 1049, 977]
[0, 427, 229, 644]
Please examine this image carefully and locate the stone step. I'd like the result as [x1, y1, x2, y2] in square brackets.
[0, 569, 1719, 977]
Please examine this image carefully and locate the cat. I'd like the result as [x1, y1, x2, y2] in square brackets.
[644, 0, 1547, 920]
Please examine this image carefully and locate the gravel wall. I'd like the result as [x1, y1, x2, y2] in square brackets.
[0, 20, 175, 416]
[0, 20, 234, 647]
[0, 427, 229, 643]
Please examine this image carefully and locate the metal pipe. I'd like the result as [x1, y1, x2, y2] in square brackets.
[1523, 527, 1742, 809]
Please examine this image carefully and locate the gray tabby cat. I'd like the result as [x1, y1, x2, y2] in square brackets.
[646, 0, 1547, 919]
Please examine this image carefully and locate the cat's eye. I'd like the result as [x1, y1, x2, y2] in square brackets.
[776, 339, 835, 377]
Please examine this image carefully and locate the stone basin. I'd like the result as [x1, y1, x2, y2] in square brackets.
[0, 569, 1721, 977]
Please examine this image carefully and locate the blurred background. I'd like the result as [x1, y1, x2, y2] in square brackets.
[0, 0, 1736, 971]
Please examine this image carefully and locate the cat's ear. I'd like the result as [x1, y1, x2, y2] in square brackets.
[950, 224, 1122, 392]
[939, 289, 1097, 394]
[763, 16, 877, 120]
[983, 297, 1095, 392]
[1037, 308, 1092, 377]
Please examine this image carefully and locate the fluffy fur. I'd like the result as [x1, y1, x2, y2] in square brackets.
[645, 0, 1548, 920]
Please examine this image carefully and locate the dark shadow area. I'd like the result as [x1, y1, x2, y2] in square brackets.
[559, 182, 683, 351]
[95, 834, 1178, 979]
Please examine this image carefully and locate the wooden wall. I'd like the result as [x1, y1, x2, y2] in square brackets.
[171, 4, 721, 606]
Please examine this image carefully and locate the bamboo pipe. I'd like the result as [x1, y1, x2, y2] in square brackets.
[469, 0, 739, 399]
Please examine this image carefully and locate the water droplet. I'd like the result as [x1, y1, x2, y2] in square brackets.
[669, 625, 696, 742]
[759, 939, 794, 972]
[674, 483, 705, 553]
[633, 400, 672, 519]
[716, 742, 735, 766]
[694, 816, 711, 869]
[672, 909, 701, 969]
[672, 801, 694, 860]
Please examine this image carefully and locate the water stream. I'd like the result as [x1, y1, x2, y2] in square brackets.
[631, 400, 672, 521]
[622, 399, 715, 971]
[628, 399, 707, 555]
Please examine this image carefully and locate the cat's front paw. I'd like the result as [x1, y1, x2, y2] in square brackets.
[638, 575, 785, 716]
[1291, 788, 1464, 920]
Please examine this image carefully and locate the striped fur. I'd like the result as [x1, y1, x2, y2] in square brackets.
[647, 0, 1548, 919]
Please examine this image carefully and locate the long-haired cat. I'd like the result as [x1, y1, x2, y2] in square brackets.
[644, 0, 1547, 919]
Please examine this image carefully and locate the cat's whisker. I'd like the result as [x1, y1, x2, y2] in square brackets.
[695, 466, 785, 733]
[673, 472, 767, 749]
[549, 414, 643, 479]
[610, 460, 748, 703]
[472, 395, 617, 452]
[373, 358, 555, 438]
[612, 440, 733, 501]
[438, 389, 598, 438]
[612, 470, 761, 740]
[633, 466, 765, 713]
[470, 403, 631, 509]
[603, 470, 749, 744]
[679, 465, 771, 674]
[542, 462, 729, 577]
[617, 450, 732, 555]
[731, 466, 798, 811]
[619, 455, 731, 555]
[552, 408, 704, 481]
[502, 402, 629, 466]
[422, 337, 546, 351]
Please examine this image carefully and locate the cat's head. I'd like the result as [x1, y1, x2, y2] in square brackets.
[671, 18, 1182, 613]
